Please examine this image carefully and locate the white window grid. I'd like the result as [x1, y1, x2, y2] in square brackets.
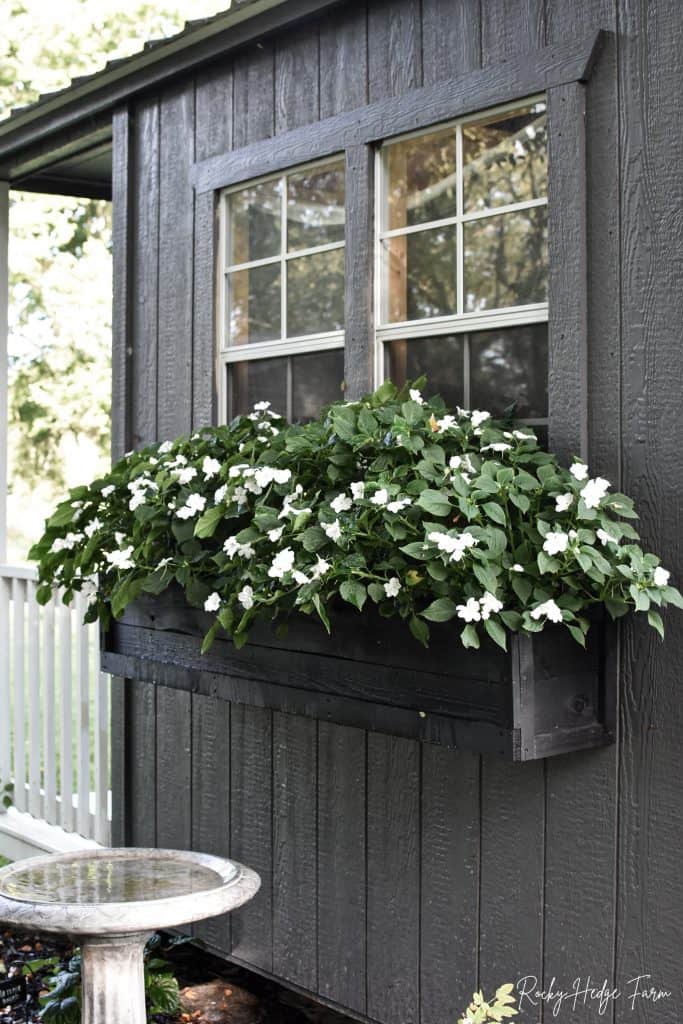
[217, 156, 346, 422]
[373, 96, 549, 399]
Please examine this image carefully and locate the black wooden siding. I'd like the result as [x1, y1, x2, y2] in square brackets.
[111, 1, 683, 1021]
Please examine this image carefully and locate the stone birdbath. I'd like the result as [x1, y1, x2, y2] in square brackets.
[0, 847, 260, 1023]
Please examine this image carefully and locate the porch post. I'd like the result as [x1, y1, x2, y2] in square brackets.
[0, 181, 8, 563]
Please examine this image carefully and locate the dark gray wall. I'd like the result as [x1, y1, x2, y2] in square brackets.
[111, 1, 683, 1021]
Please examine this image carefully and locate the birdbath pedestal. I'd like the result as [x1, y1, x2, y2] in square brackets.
[0, 847, 260, 1023]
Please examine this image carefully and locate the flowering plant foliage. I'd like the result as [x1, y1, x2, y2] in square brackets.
[458, 983, 518, 1024]
[30, 380, 682, 653]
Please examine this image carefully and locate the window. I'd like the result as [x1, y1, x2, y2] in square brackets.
[376, 100, 548, 428]
[218, 157, 346, 421]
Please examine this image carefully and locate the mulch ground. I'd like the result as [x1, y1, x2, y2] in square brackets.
[0, 929, 354, 1024]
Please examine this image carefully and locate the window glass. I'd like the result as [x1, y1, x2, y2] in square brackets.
[227, 264, 281, 345]
[463, 103, 547, 212]
[385, 336, 465, 410]
[287, 248, 345, 337]
[469, 324, 548, 418]
[228, 349, 344, 422]
[229, 179, 281, 264]
[287, 161, 345, 250]
[382, 226, 458, 323]
[386, 127, 457, 230]
[464, 206, 548, 311]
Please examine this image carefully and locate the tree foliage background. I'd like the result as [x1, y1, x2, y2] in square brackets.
[2, 0, 228, 561]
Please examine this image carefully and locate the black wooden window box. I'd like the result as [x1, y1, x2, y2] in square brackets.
[101, 589, 615, 761]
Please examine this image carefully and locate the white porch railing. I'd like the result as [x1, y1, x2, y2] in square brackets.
[0, 563, 111, 845]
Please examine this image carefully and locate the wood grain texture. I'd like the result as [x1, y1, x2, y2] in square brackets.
[127, 683, 156, 847]
[317, 723, 366, 1014]
[481, 0, 545, 64]
[130, 97, 159, 448]
[111, 107, 133, 461]
[155, 685, 192, 850]
[191, 694, 230, 950]
[344, 144, 373, 400]
[368, 0, 422, 100]
[272, 712, 318, 990]
[319, 1, 368, 117]
[233, 43, 275, 149]
[420, 747, 480, 1024]
[109, 676, 128, 847]
[157, 82, 194, 441]
[275, 22, 320, 133]
[421, 0, 481, 84]
[230, 705, 273, 972]
[614, 0, 683, 1015]
[366, 734, 420, 1024]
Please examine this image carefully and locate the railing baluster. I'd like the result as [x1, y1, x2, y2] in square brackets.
[94, 622, 110, 845]
[0, 577, 10, 787]
[76, 594, 91, 839]
[43, 596, 57, 826]
[58, 598, 73, 833]
[27, 579, 42, 818]
[11, 577, 26, 812]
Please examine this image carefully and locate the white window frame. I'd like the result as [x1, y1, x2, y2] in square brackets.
[216, 155, 346, 423]
[373, 96, 549, 410]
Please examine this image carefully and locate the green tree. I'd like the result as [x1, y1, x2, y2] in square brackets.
[1, 0, 227, 559]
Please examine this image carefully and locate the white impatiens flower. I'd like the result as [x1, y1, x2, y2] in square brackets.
[84, 518, 102, 538]
[203, 456, 221, 479]
[471, 410, 491, 428]
[331, 493, 353, 514]
[480, 592, 503, 620]
[323, 519, 342, 542]
[101, 484, 115, 498]
[50, 532, 83, 554]
[530, 599, 564, 623]
[543, 530, 569, 556]
[457, 597, 481, 622]
[223, 536, 254, 559]
[513, 429, 536, 441]
[350, 481, 365, 501]
[214, 484, 228, 504]
[387, 497, 412, 514]
[428, 530, 479, 562]
[311, 557, 330, 579]
[104, 546, 135, 571]
[481, 442, 512, 453]
[293, 570, 310, 586]
[204, 592, 221, 613]
[174, 466, 198, 485]
[370, 488, 389, 506]
[654, 566, 671, 587]
[176, 493, 207, 519]
[555, 493, 574, 512]
[435, 414, 457, 432]
[409, 388, 424, 404]
[596, 528, 618, 546]
[253, 400, 271, 412]
[268, 527, 284, 543]
[580, 477, 610, 509]
[233, 486, 247, 505]
[229, 464, 249, 479]
[268, 547, 295, 579]
[384, 577, 401, 598]
[238, 585, 254, 610]
[570, 461, 589, 481]
[158, 440, 173, 454]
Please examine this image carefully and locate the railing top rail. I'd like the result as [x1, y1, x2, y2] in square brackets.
[0, 562, 38, 581]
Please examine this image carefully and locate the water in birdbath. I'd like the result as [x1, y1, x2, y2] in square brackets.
[0, 854, 234, 905]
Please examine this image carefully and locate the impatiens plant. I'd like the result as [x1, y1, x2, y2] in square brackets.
[30, 379, 682, 653]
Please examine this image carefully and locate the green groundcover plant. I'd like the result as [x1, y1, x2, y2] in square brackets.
[30, 379, 682, 653]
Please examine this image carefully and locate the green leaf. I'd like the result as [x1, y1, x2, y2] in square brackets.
[409, 614, 430, 647]
[511, 575, 532, 604]
[647, 609, 665, 639]
[426, 560, 448, 581]
[400, 541, 429, 560]
[340, 580, 367, 612]
[662, 585, 683, 609]
[358, 406, 378, 434]
[368, 582, 385, 604]
[483, 501, 507, 525]
[473, 563, 498, 594]
[460, 624, 480, 649]
[509, 491, 530, 513]
[500, 609, 522, 631]
[421, 597, 458, 622]
[47, 504, 76, 528]
[537, 551, 560, 575]
[484, 618, 507, 650]
[312, 593, 331, 633]
[605, 598, 629, 620]
[629, 584, 650, 612]
[200, 622, 220, 654]
[568, 624, 587, 647]
[416, 489, 452, 516]
[302, 525, 328, 552]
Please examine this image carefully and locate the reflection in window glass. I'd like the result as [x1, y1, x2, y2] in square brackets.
[383, 226, 458, 323]
[463, 103, 547, 212]
[228, 264, 281, 345]
[464, 206, 547, 311]
[287, 248, 345, 337]
[287, 161, 345, 250]
[229, 178, 282, 264]
[228, 349, 344, 422]
[386, 127, 457, 230]
[385, 336, 465, 410]
[469, 324, 548, 418]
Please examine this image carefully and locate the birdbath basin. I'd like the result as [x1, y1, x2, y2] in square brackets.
[0, 847, 260, 1023]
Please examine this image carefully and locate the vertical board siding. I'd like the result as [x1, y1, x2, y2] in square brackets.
[156, 686, 192, 849]
[316, 723, 366, 1014]
[157, 83, 195, 441]
[230, 705, 274, 971]
[368, 0, 423, 101]
[275, 23, 320, 133]
[319, 2, 368, 117]
[480, 0, 545, 64]
[272, 713, 318, 990]
[421, 0, 481, 84]
[127, 683, 157, 847]
[233, 44, 275, 149]
[615, 0, 683, 1018]
[192, 694, 231, 949]
[366, 734, 421, 1024]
